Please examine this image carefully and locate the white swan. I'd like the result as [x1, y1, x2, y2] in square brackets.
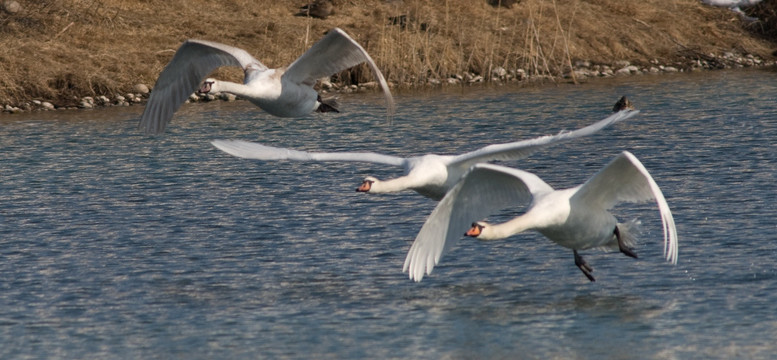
[403, 151, 678, 282]
[701, 0, 761, 21]
[138, 28, 394, 134]
[211, 109, 640, 200]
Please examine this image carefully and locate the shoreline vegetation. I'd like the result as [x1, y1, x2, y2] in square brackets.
[1, 0, 776, 114]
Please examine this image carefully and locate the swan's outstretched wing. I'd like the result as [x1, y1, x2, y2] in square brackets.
[211, 139, 406, 166]
[403, 163, 553, 282]
[284, 28, 395, 119]
[139, 39, 267, 134]
[449, 109, 640, 171]
[572, 151, 678, 264]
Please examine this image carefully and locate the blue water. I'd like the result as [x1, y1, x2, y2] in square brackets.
[1, 69, 776, 359]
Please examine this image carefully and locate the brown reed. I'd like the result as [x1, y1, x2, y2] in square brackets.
[0, 0, 773, 107]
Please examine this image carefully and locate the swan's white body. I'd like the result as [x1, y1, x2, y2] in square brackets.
[139, 28, 394, 134]
[403, 151, 678, 282]
[212, 109, 640, 200]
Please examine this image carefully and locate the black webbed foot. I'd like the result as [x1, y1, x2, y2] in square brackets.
[574, 250, 595, 282]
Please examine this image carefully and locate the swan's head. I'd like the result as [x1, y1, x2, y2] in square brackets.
[465, 221, 494, 240]
[612, 96, 635, 112]
[356, 176, 379, 193]
[198, 78, 217, 94]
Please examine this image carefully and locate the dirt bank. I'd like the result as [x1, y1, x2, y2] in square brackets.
[0, 0, 775, 111]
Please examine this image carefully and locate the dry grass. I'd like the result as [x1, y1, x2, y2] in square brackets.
[0, 0, 774, 106]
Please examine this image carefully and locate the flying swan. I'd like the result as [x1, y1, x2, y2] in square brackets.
[138, 28, 394, 134]
[211, 109, 640, 200]
[403, 151, 678, 282]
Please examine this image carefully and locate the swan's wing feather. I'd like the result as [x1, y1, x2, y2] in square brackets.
[284, 28, 394, 119]
[211, 140, 406, 166]
[403, 164, 552, 281]
[139, 39, 266, 134]
[450, 110, 639, 170]
[572, 151, 678, 264]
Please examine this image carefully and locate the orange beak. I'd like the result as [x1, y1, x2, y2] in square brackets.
[356, 180, 372, 192]
[198, 81, 212, 94]
[465, 223, 483, 237]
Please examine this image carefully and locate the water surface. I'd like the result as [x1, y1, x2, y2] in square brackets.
[1, 69, 776, 359]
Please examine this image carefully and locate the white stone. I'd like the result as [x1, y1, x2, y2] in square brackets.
[360, 81, 378, 89]
[133, 83, 149, 95]
[96, 96, 110, 105]
[574, 60, 591, 68]
[319, 79, 333, 90]
[41, 102, 55, 110]
[614, 60, 631, 68]
[3, 1, 21, 14]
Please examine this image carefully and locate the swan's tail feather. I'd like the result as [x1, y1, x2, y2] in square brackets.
[598, 218, 641, 252]
[618, 218, 641, 250]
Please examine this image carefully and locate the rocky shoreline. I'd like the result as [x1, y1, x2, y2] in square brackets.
[2, 49, 774, 115]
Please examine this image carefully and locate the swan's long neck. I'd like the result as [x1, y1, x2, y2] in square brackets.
[480, 215, 536, 240]
[369, 176, 419, 194]
[211, 80, 258, 99]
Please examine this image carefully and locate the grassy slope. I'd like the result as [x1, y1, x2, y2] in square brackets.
[0, 0, 774, 107]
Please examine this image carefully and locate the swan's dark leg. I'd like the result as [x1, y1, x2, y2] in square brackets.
[615, 226, 638, 259]
[574, 250, 595, 282]
[315, 94, 340, 113]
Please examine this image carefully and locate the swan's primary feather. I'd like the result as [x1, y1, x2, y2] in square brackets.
[284, 29, 394, 119]
[449, 109, 639, 170]
[211, 139, 406, 167]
